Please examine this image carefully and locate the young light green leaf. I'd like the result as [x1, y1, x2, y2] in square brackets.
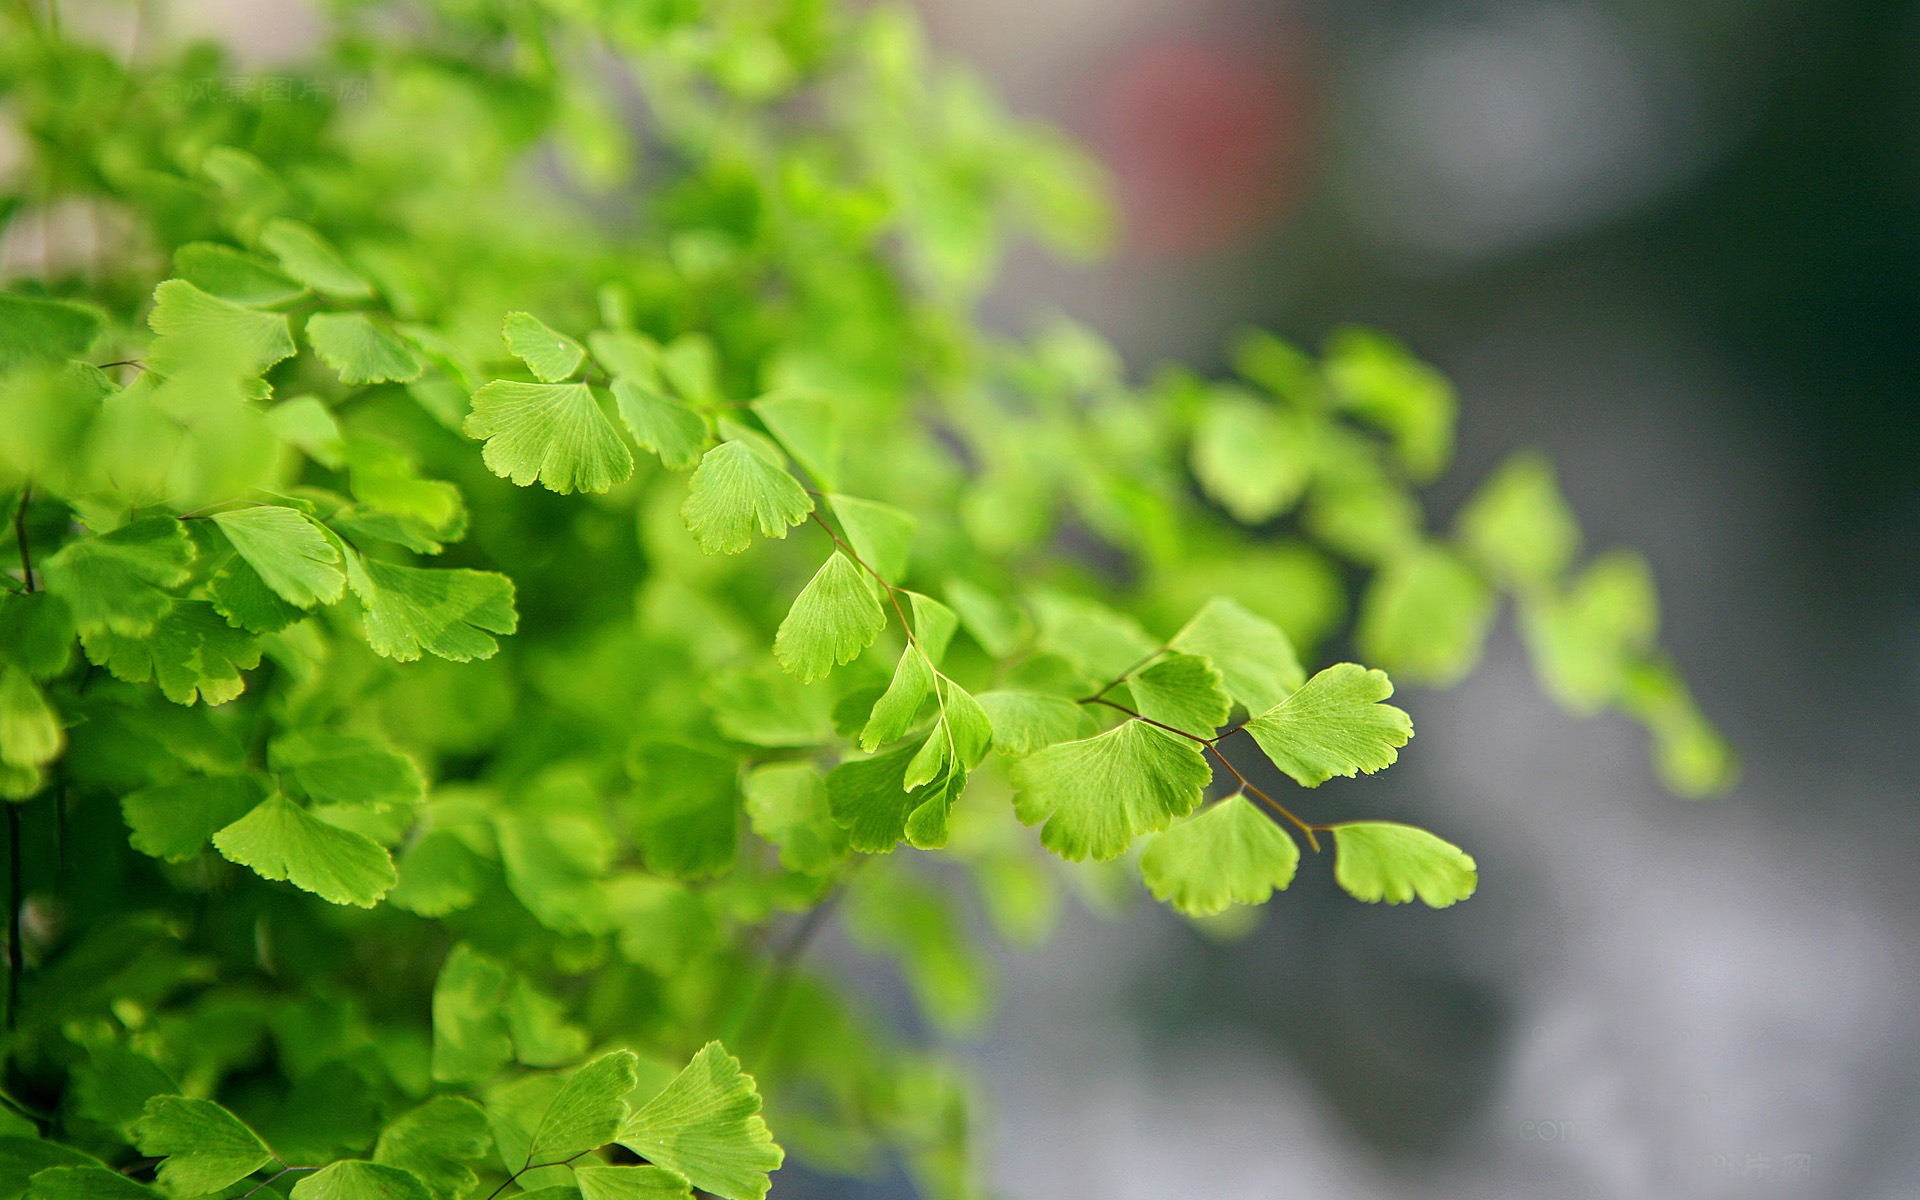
[613, 379, 708, 470]
[1620, 657, 1738, 797]
[1242, 662, 1412, 787]
[173, 242, 304, 307]
[0, 292, 105, 370]
[290, 1161, 433, 1200]
[135, 1096, 276, 1196]
[589, 329, 659, 383]
[703, 665, 834, 748]
[121, 774, 266, 861]
[1190, 389, 1312, 523]
[905, 591, 958, 665]
[212, 505, 345, 608]
[742, 762, 847, 873]
[352, 559, 518, 663]
[1030, 592, 1157, 679]
[1139, 794, 1299, 916]
[146, 279, 296, 375]
[307, 312, 425, 385]
[503, 312, 586, 382]
[212, 793, 398, 907]
[859, 645, 933, 751]
[373, 1097, 492, 1200]
[1168, 596, 1305, 712]
[1009, 720, 1211, 861]
[1129, 652, 1231, 737]
[1355, 544, 1495, 687]
[617, 1042, 784, 1200]
[41, 518, 194, 637]
[773, 552, 885, 682]
[507, 976, 590, 1069]
[975, 690, 1093, 757]
[208, 556, 304, 633]
[1456, 450, 1581, 590]
[627, 742, 739, 880]
[269, 730, 425, 809]
[752, 392, 840, 489]
[1329, 821, 1477, 908]
[260, 219, 374, 298]
[680, 441, 813, 554]
[573, 1165, 693, 1200]
[80, 600, 262, 706]
[828, 495, 913, 583]
[526, 1050, 640, 1163]
[0, 666, 61, 768]
[465, 381, 633, 494]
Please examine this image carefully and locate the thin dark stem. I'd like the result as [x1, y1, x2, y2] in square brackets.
[1082, 696, 1211, 746]
[1078, 646, 1169, 705]
[13, 484, 33, 593]
[807, 510, 918, 649]
[1204, 746, 1320, 851]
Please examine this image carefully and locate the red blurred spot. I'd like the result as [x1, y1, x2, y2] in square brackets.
[1093, 33, 1315, 257]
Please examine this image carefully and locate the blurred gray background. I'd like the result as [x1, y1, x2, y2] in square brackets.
[878, 0, 1920, 1197]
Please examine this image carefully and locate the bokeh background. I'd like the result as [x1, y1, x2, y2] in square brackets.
[29, 0, 1919, 1196]
[834, 1, 1920, 1197]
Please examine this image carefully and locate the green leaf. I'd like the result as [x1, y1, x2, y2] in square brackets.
[465, 381, 633, 494]
[1031, 593, 1156, 680]
[1620, 658, 1738, 797]
[1322, 327, 1455, 481]
[773, 552, 885, 682]
[703, 666, 833, 748]
[212, 793, 398, 907]
[613, 380, 708, 470]
[944, 579, 1027, 659]
[146, 279, 296, 375]
[351, 559, 518, 663]
[679, 441, 813, 554]
[307, 313, 425, 385]
[825, 743, 948, 854]
[431, 944, 513, 1087]
[41, 518, 194, 637]
[1455, 450, 1580, 590]
[1520, 551, 1658, 712]
[751, 393, 840, 489]
[0, 591, 76, 679]
[1168, 596, 1305, 713]
[507, 977, 590, 1068]
[617, 1042, 784, 1200]
[828, 495, 914, 583]
[211, 505, 345, 608]
[527, 1051, 640, 1163]
[1190, 389, 1312, 523]
[743, 762, 847, 874]
[1329, 821, 1477, 908]
[136, 1096, 275, 1196]
[374, 1098, 492, 1200]
[1355, 544, 1495, 687]
[79, 600, 262, 706]
[173, 242, 305, 307]
[627, 742, 739, 880]
[207, 556, 303, 633]
[1010, 720, 1211, 861]
[1242, 662, 1412, 787]
[0, 667, 61, 769]
[121, 774, 266, 861]
[975, 690, 1093, 757]
[0, 292, 105, 370]
[1128, 652, 1230, 737]
[269, 730, 425, 809]
[1139, 794, 1299, 916]
[905, 592, 958, 664]
[503, 312, 586, 382]
[0, 1138, 99, 1199]
[26, 1166, 162, 1200]
[290, 1161, 433, 1200]
[859, 645, 933, 750]
[573, 1166, 693, 1200]
[259, 219, 373, 299]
